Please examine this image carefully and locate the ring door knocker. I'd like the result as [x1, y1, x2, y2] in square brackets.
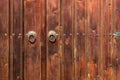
[113, 32, 120, 37]
[26, 31, 37, 43]
[48, 30, 58, 43]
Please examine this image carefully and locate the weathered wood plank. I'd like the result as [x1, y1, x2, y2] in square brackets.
[9, 0, 13, 79]
[87, 0, 102, 80]
[75, 0, 86, 80]
[61, 0, 75, 80]
[101, 0, 116, 80]
[114, 0, 120, 80]
[24, 0, 42, 80]
[46, 0, 60, 80]
[41, 0, 46, 80]
[0, 0, 9, 80]
[9, 0, 23, 80]
[110, 0, 116, 80]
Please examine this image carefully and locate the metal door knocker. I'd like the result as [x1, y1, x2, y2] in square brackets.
[26, 31, 37, 43]
[48, 30, 58, 42]
[113, 32, 120, 37]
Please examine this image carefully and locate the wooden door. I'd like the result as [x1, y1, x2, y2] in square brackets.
[0, 0, 9, 80]
[1, 0, 120, 80]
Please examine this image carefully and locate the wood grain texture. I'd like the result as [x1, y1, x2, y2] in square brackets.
[101, 0, 116, 80]
[114, 0, 120, 80]
[41, 0, 46, 80]
[9, 0, 23, 80]
[75, 0, 86, 80]
[0, 0, 9, 80]
[46, 0, 60, 80]
[1, 1, 120, 80]
[24, 0, 42, 80]
[61, 0, 75, 80]
[87, 0, 102, 80]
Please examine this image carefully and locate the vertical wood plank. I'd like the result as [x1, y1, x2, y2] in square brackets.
[0, 0, 9, 80]
[24, 0, 43, 80]
[9, 0, 13, 79]
[41, 0, 46, 80]
[46, 0, 60, 80]
[114, 0, 120, 80]
[111, 0, 116, 80]
[101, 0, 116, 80]
[10, 0, 23, 80]
[75, 0, 87, 80]
[87, 0, 102, 80]
[61, 0, 75, 80]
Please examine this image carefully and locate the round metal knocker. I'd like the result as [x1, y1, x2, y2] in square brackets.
[26, 31, 37, 43]
[48, 30, 58, 42]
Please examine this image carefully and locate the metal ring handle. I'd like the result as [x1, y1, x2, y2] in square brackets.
[113, 32, 120, 37]
[26, 31, 37, 43]
[48, 30, 58, 42]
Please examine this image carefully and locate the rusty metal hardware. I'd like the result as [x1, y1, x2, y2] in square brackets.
[113, 32, 120, 37]
[26, 31, 37, 43]
[48, 30, 58, 42]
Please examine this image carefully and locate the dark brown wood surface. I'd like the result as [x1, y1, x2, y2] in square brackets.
[24, 0, 42, 80]
[0, 0, 9, 80]
[87, 0, 102, 80]
[61, 0, 75, 80]
[46, 0, 60, 80]
[9, 0, 23, 80]
[41, 0, 46, 80]
[1, 0, 120, 80]
[75, 0, 86, 80]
